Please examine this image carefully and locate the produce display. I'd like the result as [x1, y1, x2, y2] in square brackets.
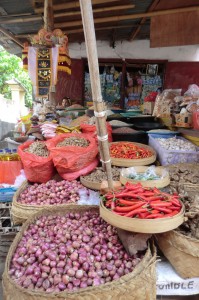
[102, 182, 182, 219]
[17, 180, 84, 205]
[56, 137, 90, 148]
[24, 141, 49, 157]
[9, 211, 143, 292]
[110, 142, 153, 159]
[109, 120, 130, 126]
[112, 127, 138, 134]
[168, 164, 199, 185]
[81, 167, 121, 183]
[156, 137, 197, 151]
[126, 168, 160, 181]
[56, 125, 81, 134]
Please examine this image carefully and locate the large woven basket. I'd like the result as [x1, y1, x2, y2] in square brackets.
[156, 230, 199, 279]
[100, 200, 185, 234]
[110, 142, 156, 167]
[11, 180, 77, 225]
[3, 205, 157, 300]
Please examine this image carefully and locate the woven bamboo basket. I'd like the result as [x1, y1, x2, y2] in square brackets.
[80, 176, 101, 190]
[120, 166, 170, 188]
[3, 205, 157, 300]
[100, 200, 185, 234]
[11, 180, 77, 225]
[156, 230, 199, 279]
[110, 142, 156, 167]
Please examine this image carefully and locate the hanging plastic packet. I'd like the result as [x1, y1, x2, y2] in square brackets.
[78, 188, 100, 206]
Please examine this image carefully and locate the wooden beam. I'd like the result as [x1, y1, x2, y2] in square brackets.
[128, 0, 159, 41]
[35, 0, 120, 13]
[55, 5, 199, 28]
[54, 4, 135, 18]
[0, 15, 42, 24]
[16, 24, 140, 38]
[44, 0, 54, 31]
[0, 26, 23, 47]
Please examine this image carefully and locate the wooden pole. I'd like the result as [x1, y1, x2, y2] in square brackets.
[79, 0, 114, 190]
[43, 0, 56, 105]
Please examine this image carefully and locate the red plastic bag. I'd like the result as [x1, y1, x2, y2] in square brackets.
[80, 122, 112, 142]
[18, 141, 55, 183]
[0, 161, 23, 184]
[60, 158, 99, 181]
[46, 133, 99, 178]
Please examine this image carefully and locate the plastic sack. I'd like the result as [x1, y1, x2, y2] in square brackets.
[46, 133, 99, 179]
[184, 84, 199, 97]
[14, 170, 26, 188]
[78, 188, 101, 206]
[0, 161, 23, 184]
[80, 122, 112, 142]
[18, 140, 55, 183]
[60, 158, 99, 181]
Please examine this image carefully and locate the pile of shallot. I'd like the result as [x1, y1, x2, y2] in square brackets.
[17, 180, 85, 205]
[9, 211, 143, 293]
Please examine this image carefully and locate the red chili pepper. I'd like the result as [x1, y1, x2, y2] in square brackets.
[150, 202, 172, 207]
[155, 207, 173, 214]
[145, 213, 164, 219]
[170, 198, 181, 207]
[118, 199, 141, 206]
[162, 210, 179, 217]
[150, 209, 160, 214]
[139, 212, 150, 219]
[114, 202, 145, 212]
[124, 208, 148, 217]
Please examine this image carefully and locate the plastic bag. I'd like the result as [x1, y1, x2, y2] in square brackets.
[0, 161, 23, 184]
[184, 84, 199, 97]
[46, 133, 99, 179]
[18, 140, 55, 183]
[80, 122, 112, 142]
[59, 158, 99, 181]
[78, 188, 101, 206]
[121, 166, 168, 181]
[14, 170, 26, 188]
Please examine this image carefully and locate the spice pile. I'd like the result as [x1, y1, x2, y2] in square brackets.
[81, 167, 121, 183]
[9, 211, 143, 292]
[112, 127, 138, 134]
[110, 142, 153, 159]
[17, 180, 84, 205]
[24, 141, 49, 157]
[103, 182, 182, 219]
[56, 137, 90, 148]
[109, 120, 130, 126]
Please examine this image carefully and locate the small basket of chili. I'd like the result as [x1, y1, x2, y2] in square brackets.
[109, 142, 156, 167]
[100, 182, 185, 234]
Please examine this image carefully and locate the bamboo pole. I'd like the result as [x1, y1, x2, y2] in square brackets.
[79, 0, 114, 190]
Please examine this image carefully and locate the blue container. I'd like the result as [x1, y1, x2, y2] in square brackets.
[0, 187, 17, 202]
[147, 130, 179, 139]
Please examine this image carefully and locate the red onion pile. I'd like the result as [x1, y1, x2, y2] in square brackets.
[17, 180, 86, 206]
[9, 211, 143, 293]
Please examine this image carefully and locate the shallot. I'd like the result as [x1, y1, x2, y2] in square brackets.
[17, 179, 86, 205]
[10, 211, 143, 293]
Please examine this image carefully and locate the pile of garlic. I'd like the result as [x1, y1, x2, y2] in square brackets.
[156, 137, 197, 151]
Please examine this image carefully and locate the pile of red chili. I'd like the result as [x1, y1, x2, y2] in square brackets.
[103, 182, 182, 219]
[110, 142, 153, 159]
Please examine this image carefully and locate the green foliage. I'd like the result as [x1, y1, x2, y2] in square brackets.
[0, 47, 32, 107]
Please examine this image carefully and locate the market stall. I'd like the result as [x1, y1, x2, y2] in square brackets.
[1, 1, 199, 300]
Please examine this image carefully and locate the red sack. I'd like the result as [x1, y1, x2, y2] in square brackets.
[18, 141, 55, 183]
[46, 133, 99, 178]
[80, 122, 112, 142]
[60, 158, 99, 181]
